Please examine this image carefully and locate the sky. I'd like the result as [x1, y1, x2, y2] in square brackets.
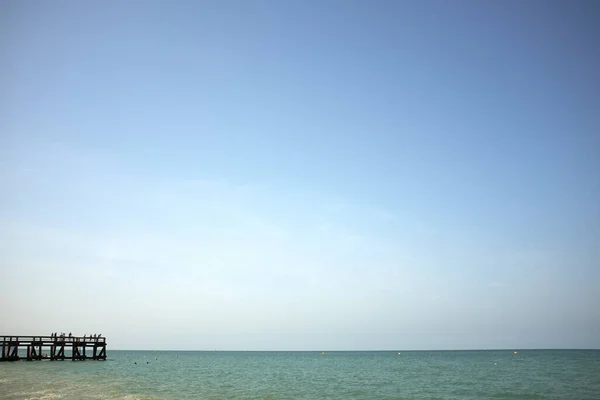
[1, 0, 599, 350]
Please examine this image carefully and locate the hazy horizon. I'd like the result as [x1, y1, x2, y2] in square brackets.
[106, 347, 600, 352]
[2, 0, 599, 351]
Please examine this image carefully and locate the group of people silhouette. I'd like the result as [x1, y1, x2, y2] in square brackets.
[50, 332, 103, 341]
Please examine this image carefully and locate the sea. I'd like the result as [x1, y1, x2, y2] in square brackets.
[1, 350, 599, 399]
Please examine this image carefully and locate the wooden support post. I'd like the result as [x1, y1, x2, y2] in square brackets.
[56, 341, 65, 360]
[10, 339, 19, 359]
[72, 342, 80, 361]
[98, 345, 106, 360]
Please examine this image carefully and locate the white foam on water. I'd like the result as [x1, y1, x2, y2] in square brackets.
[37, 392, 64, 400]
[10, 388, 64, 400]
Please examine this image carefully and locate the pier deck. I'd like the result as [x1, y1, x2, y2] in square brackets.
[1, 335, 107, 361]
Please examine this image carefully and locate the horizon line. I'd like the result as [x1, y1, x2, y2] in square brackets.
[110, 348, 600, 352]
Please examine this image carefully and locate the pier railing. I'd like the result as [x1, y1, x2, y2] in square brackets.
[1, 335, 107, 361]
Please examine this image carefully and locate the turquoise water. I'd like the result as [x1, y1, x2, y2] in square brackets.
[1, 350, 599, 399]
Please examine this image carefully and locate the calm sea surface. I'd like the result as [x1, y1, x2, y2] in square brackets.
[1, 350, 599, 399]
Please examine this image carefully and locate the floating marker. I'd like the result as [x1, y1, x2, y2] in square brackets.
[514, 351, 518, 355]
[397, 352, 401, 356]
[322, 352, 325, 355]
[154, 357, 158, 360]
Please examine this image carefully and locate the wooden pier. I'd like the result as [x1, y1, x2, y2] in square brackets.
[1, 335, 107, 361]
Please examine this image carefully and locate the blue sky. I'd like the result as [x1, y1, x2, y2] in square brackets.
[1, 0, 599, 350]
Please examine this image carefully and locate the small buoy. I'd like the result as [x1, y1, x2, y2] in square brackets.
[176, 355, 178, 358]
[514, 351, 518, 355]
[154, 357, 157, 360]
[397, 352, 401, 356]
[322, 352, 325, 355]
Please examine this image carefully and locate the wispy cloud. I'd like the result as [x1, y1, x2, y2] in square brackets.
[2, 142, 416, 292]
[6, 141, 591, 349]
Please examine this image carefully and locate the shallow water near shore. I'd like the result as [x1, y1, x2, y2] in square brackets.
[1, 350, 599, 399]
